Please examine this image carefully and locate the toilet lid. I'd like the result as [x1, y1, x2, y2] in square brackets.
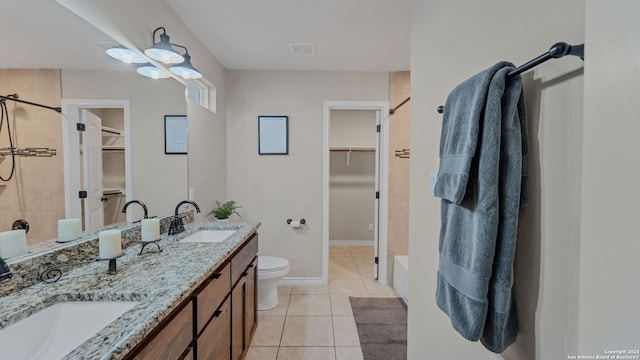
[259, 256, 289, 272]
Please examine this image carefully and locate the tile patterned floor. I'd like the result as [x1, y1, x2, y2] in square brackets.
[246, 246, 401, 360]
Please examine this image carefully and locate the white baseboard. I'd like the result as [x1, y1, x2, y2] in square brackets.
[329, 240, 374, 247]
[278, 277, 326, 286]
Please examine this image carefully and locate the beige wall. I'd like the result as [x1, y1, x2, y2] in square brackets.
[329, 110, 377, 147]
[226, 70, 388, 278]
[62, 69, 188, 218]
[409, 1, 584, 359]
[579, 0, 640, 353]
[187, 99, 227, 221]
[0, 69, 64, 244]
[387, 71, 410, 282]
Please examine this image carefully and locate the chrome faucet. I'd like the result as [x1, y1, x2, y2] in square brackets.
[121, 200, 149, 222]
[168, 200, 201, 236]
[0, 256, 13, 282]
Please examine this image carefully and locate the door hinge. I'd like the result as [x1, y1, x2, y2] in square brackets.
[76, 123, 85, 132]
[375, 191, 380, 199]
[376, 124, 381, 133]
[78, 190, 87, 199]
[374, 256, 379, 265]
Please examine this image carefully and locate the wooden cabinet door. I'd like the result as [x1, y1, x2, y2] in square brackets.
[231, 275, 247, 360]
[246, 258, 258, 342]
[197, 296, 231, 360]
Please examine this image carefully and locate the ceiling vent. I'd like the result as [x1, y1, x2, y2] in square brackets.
[289, 43, 315, 56]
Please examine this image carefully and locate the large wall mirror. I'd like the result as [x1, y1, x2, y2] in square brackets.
[0, 2, 189, 257]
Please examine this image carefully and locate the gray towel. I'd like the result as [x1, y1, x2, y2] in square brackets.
[434, 61, 527, 353]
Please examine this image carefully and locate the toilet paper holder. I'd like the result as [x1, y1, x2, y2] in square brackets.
[286, 218, 306, 226]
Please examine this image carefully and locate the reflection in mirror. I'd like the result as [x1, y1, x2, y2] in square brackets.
[0, 55, 188, 259]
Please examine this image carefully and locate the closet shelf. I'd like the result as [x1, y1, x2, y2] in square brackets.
[103, 188, 124, 196]
[101, 126, 123, 136]
[330, 146, 375, 152]
[102, 146, 125, 152]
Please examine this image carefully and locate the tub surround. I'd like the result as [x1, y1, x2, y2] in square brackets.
[393, 255, 409, 304]
[0, 218, 260, 360]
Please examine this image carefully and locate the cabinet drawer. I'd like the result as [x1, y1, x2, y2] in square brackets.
[134, 301, 193, 360]
[231, 234, 258, 284]
[197, 296, 231, 360]
[196, 262, 231, 335]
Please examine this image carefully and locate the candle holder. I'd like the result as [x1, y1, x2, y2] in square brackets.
[40, 260, 94, 283]
[96, 252, 125, 275]
[39, 252, 126, 283]
[139, 239, 162, 255]
[55, 237, 80, 244]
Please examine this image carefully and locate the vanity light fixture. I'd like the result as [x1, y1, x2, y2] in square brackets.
[136, 65, 171, 79]
[105, 46, 147, 64]
[168, 45, 202, 79]
[144, 27, 184, 64]
[105, 27, 201, 80]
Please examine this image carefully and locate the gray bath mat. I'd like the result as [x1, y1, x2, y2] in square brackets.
[349, 297, 407, 360]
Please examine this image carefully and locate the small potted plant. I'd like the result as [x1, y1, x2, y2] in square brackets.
[208, 200, 241, 221]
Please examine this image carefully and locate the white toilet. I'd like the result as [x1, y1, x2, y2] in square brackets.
[257, 256, 290, 310]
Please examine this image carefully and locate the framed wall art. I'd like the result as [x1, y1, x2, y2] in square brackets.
[258, 115, 288, 155]
[164, 115, 187, 154]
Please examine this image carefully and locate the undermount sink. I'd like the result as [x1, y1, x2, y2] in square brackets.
[0, 301, 138, 360]
[178, 230, 236, 243]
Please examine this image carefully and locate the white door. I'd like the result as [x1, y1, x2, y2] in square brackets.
[373, 110, 381, 279]
[81, 110, 104, 231]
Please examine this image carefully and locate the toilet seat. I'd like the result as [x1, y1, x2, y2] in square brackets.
[258, 256, 289, 273]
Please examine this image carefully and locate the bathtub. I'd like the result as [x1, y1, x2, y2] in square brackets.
[393, 255, 409, 304]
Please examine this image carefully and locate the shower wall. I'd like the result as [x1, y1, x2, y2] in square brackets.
[387, 71, 410, 284]
[0, 69, 64, 244]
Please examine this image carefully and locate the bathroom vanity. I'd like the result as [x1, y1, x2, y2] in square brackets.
[129, 230, 258, 360]
[0, 218, 260, 360]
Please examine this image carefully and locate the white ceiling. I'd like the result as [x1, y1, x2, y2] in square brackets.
[0, 1, 123, 71]
[0, 0, 410, 72]
[165, 0, 410, 72]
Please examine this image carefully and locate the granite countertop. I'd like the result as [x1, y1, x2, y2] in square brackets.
[0, 220, 260, 360]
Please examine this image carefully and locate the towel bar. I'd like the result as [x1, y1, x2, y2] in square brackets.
[437, 42, 584, 113]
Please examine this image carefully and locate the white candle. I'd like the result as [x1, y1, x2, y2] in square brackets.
[58, 218, 81, 242]
[141, 218, 160, 242]
[99, 229, 122, 259]
[0, 229, 28, 259]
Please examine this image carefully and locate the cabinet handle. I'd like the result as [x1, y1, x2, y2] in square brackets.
[213, 310, 222, 317]
[242, 272, 248, 277]
[247, 264, 255, 268]
[211, 273, 221, 280]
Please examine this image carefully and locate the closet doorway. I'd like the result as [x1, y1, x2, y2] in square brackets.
[322, 101, 390, 285]
[62, 99, 132, 232]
